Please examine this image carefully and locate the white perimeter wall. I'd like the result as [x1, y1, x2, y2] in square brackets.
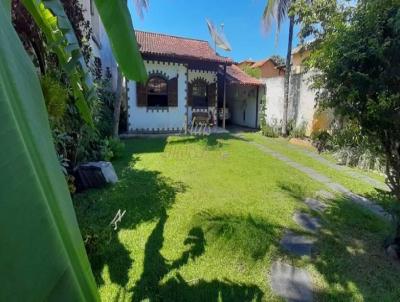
[263, 72, 317, 134]
[264, 77, 285, 126]
[128, 61, 187, 131]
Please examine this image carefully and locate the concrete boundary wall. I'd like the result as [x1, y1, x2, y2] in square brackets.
[263, 71, 318, 135]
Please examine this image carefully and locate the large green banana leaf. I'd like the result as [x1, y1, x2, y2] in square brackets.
[0, 1, 99, 301]
[94, 0, 148, 81]
[21, 0, 94, 126]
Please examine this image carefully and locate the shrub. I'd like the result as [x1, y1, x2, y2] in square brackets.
[289, 121, 307, 139]
[100, 138, 125, 161]
[40, 74, 69, 124]
[261, 118, 281, 138]
[311, 130, 332, 152]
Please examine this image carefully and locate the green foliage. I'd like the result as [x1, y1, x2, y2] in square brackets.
[241, 65, 261, 78]
[0, 1, 99, 299]
[288, 120, 307, 139]
[2, 0, 147, 298]
[311, 130, 332, 152]
[259, 96, 280, 137]
[21, 0, 94, 126]
[261, 120, 281, 138]
[100, 138, 125, 161]
[297, 0, 400, 200]
[270, 55, 285, 66]
[93, 0, 147, 82]
[40, 73, 68, 124]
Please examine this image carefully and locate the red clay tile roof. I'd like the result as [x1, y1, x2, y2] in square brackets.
[226, 65, 263, 86]
[135, 31, 232, 64]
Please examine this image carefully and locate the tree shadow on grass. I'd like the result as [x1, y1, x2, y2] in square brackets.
[166, 133, 248, 150]
[131, 209, 268, 302]
[73, 150, 186, 287]
[278, 181, 400, 300]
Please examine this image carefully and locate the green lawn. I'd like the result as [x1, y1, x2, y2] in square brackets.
[73, 134, 399, 301]
[242, 133, 397, 212]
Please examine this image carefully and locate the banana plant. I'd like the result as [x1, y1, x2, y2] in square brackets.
[0, 0, 146, 300]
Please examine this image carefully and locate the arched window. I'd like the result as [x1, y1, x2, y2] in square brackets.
[192, 79, 208, 108]
[147, 76, 168, 107]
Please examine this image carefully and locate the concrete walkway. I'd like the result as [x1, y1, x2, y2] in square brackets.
[248, 140, 392, 221]
[286, 143, 388, 191]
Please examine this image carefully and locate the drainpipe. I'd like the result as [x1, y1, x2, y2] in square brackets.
[185, 64, 189, 134]
[222, 64, 227, 129]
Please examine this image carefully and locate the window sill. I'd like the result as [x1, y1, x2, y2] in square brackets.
[146, 107, 169, 112]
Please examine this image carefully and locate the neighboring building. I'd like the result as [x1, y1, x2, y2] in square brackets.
[291, 45, 310, 74]
[237, 59, 256, 69]
[251, 58, 285, 78]
[126, 31, 263, 133]
[226, 65, 264, 128]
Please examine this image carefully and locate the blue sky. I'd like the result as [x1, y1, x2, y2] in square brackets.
[128, 0, 299, 63]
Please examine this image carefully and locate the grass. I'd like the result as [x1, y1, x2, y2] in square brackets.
[242, 133, 397, 212]
[73, 134, 400, 301]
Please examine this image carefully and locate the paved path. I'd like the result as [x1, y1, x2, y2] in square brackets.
[286, 143, 388, 191]
[248, 140, 392, 221]
[272, 192, 330, 301]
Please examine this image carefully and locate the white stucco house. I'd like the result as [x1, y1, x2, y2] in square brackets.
[126, 31, 264, 133]
[81, 0, 118, 87]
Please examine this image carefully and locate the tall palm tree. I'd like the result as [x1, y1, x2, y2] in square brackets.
[263, 0, 295, 136]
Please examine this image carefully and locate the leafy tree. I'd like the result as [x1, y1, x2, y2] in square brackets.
[270, 55, 286, 66]
[241, 65, 262, 78]
[297, 0, 400, 203]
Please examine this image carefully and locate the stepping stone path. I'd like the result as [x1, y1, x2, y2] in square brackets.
[316, 190, 335, 200]
[236, 136, 393, 301]
[247, 140, 392, 222]
[293, 212, 322, 234]
[286, 143, 389, 191]
[304, 198, 327, 213]
[280, 231, 315, 257]
[271, 197, 327, 301]
[271, 262, 313, 302]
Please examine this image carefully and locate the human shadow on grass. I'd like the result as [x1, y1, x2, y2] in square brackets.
[131, 209, 267, 301]
[73, 155, 186, 287]
[278, 181, 400, 300]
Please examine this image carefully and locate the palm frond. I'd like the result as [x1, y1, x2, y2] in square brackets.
[262, 0, 292, 31]
[276, 0, 291, 31]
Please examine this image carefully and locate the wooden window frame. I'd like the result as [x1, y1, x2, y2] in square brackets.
[191, 79, 209, 109]
[146, 76, 169, 108]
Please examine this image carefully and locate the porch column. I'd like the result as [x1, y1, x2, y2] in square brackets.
[255, 86, 260, 128]
[185, 64, 189, 134]
[222, 64, 227, 129]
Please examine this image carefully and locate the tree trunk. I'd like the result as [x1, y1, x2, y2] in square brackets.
[113, 68, 123, 138]
[282, 15, 295, 136]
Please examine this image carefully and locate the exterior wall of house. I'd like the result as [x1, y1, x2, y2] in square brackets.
[227, 85, 261, 128]
[127, 61, 188, 132]
[81, 0, 118, 89]
[259, 60, 285, 78]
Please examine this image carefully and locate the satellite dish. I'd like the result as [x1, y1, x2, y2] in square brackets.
[206, 18, 232, 52]
[134, 0, 149, 19]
